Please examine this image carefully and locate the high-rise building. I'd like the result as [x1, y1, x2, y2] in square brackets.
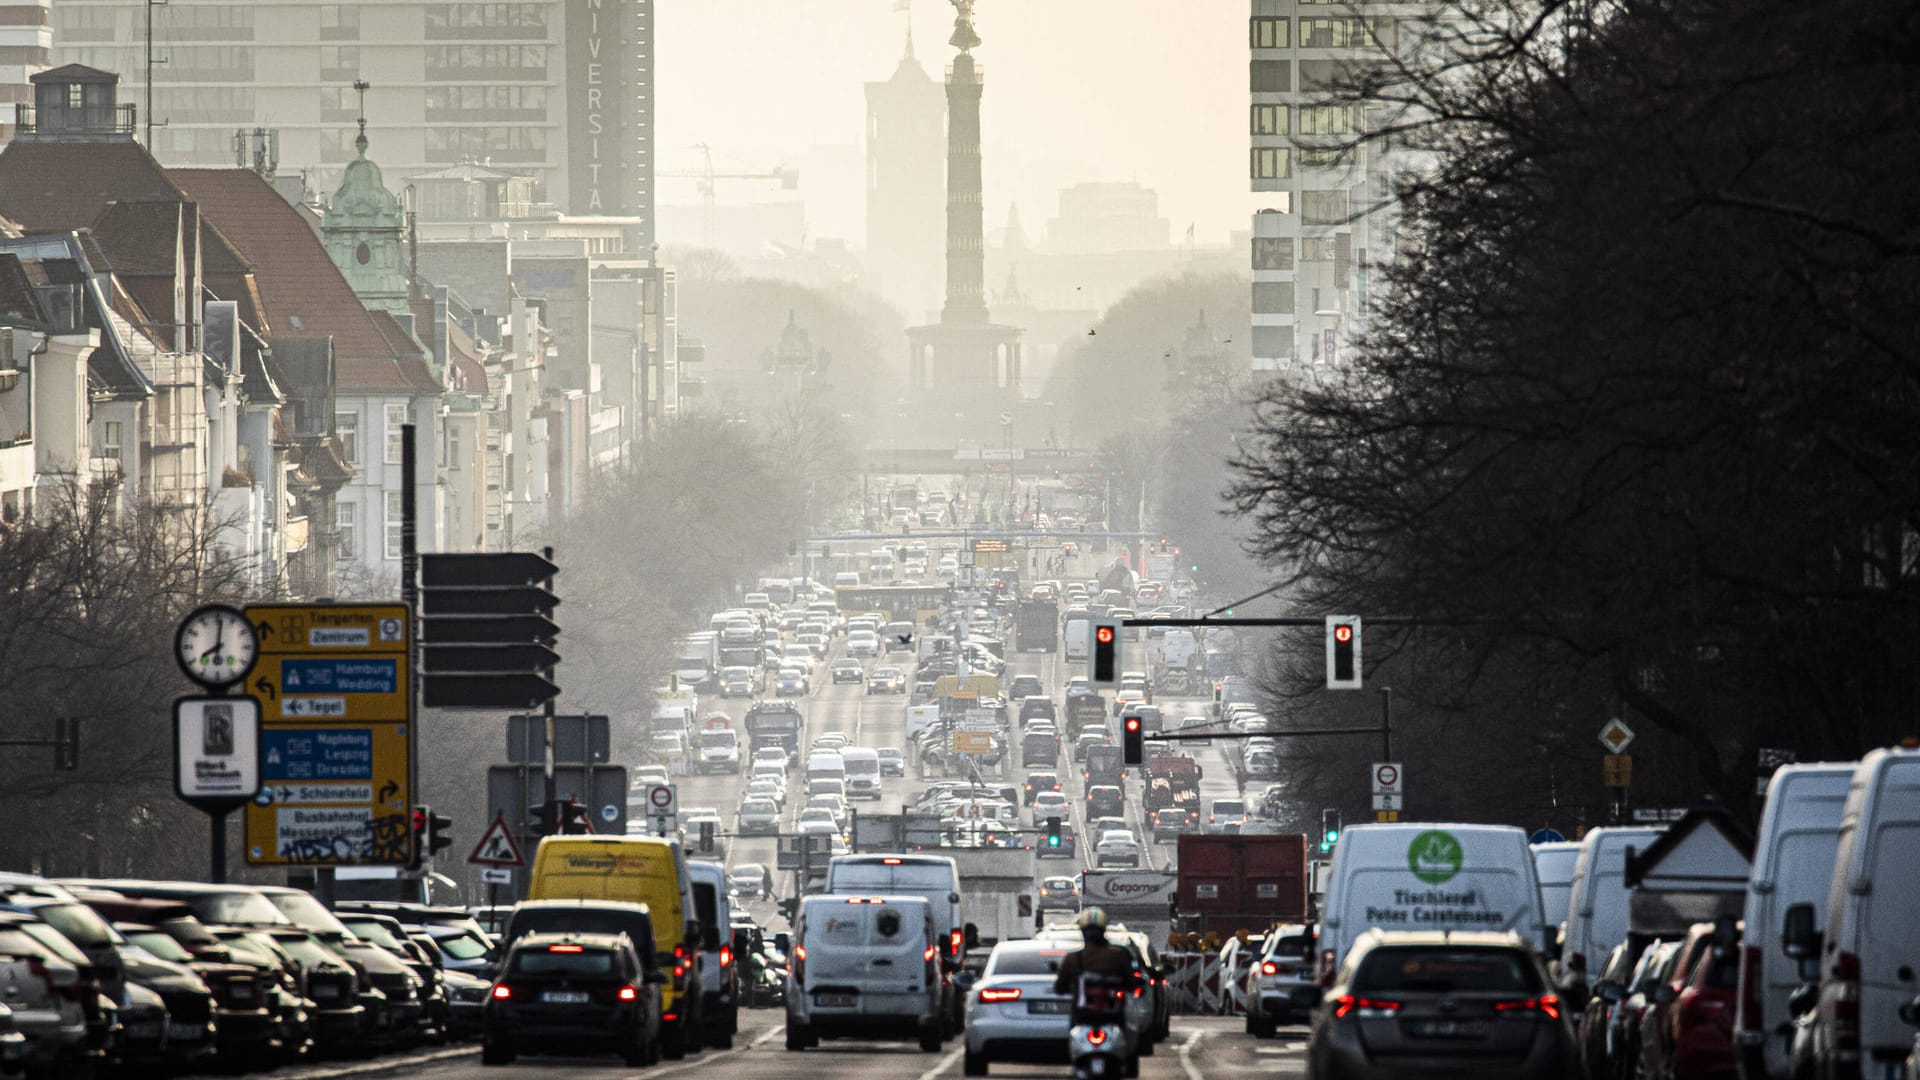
[0, 0, 50, 141]
[864, 25, 946, 322]
[47, 0, 655, 247]
[1248, 0, 1409, 375]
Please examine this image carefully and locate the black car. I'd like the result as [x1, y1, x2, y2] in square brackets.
[1086, 785, 1125, 820]
[1307, 930, 1573, 1080]
[483, 932, 664, 1067]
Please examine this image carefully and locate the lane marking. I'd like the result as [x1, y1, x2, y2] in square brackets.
[753, 1022, 785, 1047]
[1178, 1026, 1206, 1080]
[916, 1043, 965, 1080]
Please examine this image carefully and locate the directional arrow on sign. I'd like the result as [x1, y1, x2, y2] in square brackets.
[422, 552, 559, 589]
[423, 672, 559, 710]
[421, 643, 561, 674]
[418, 615, 560, 645]
[419, 586, 559, 617]
[253, 675, 276, 700]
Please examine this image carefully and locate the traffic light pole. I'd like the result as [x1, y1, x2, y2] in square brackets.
[541, 546, 558, 838]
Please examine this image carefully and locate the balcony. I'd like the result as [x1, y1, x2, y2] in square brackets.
[12, 103, 137, 142]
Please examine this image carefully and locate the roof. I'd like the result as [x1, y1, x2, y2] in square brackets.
[34, 64, 118, 84]
[168, 167, 439, 396]
[0, 142, 181, 235]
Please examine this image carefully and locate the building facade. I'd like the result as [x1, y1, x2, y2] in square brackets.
[1248, 0, 1416, 376]
[48, 0, 656, 245]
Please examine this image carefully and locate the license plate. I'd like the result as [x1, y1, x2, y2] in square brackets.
[168, 1021, 205, 1040]
[310, 983, 340, 1000]
[541, 990, 590, 1005]
[1406, 1019, 1489, 1039]
[815, 992, 856, 1007]
[1027, 1000, 1071, 1014]
[125, 1022, 163, 1039]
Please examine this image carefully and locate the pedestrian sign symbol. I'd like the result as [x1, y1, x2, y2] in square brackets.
[468, 813, 525, 867]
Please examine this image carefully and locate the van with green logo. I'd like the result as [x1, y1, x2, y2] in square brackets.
[1316, 823, 1550, 986]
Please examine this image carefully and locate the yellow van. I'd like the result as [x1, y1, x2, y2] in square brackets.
[528, 835, 702, 1057]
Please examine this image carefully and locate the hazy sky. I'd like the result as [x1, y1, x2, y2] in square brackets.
[656, 0, 1251, 248]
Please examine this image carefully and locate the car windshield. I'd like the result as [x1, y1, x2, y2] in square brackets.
[124, 929, 194, 962]
[1213, 801, 1246, 815]
[34, 903, 121, 948]
[268, 892, 352, 936]
[1352, 948, 1538, 995]
[432, 929, 491, 961]
[343, 919, 405, 949]
[701, 732, 735, 748]
[510, 946, 619, 976]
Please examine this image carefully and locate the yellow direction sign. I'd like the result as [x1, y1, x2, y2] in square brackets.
[952, 730, 994, 754]
[246, 604, 410, 722]
[245, 720, 413, 866]
[1603, 754, 1633, 788]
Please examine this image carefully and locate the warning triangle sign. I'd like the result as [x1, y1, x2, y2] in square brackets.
[468, 813, 526, 867]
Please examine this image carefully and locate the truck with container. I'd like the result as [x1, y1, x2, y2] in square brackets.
[1014, 598, 1059, 652]
[674, 632, 721, 689]
[1155, 629, 1199, 696]
[1143, 755, 1201, 814]
[1064, 692, 1108, 742]
[1174, 834, 1310, 937]
[944, 847, 1038, 948]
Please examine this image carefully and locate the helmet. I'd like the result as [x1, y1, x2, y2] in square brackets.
[1076, 907, 1109, 931]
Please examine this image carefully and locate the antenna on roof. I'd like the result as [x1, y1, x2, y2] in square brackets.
[352, 78, 370, 156]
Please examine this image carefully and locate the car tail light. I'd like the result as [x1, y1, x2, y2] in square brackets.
[1738, 945, 1764, 1034]
[549, 944, 584, 953]
[663, 1012, 678, 1022]
[979, 987, 1022, 1003]
[1087, 1027, 1108, 1046]
[617, 984, 638, 1002]
[720, 946, 733, 968]
[1830, 952, 1861, 1054]
[673, 964, 686, 978]
[924, 945, 938, 962]
[1332, 995, 1401, 1019]
[491, 984, 511, 1000]
[1261, 962, 1278, 976]
[1494, 995, 1562, 1021]
[950, 929, 964, 956]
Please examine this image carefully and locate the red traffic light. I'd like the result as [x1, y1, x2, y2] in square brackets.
[411, 807, 427, 832]
[1096, 626, 1115, 645]
[1333, 624, 1354, 643]
[1125, 716, 1141, 733]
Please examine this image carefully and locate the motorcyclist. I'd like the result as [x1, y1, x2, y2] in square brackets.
[1053, 907, 1135, 1018]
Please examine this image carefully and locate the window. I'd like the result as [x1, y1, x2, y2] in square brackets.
[1251, 104, 1289, 136]
[1249, 16, 1288, 49]
[1301, 238, 1339, 262]
[336, 501, 356, 561]
[66, 84, 82, 110]
[1252, 237, 1294, 272]
[320, 4, 359, 38]
[1252, 283, 1295, 314]
[1251, 148, 1291, 180]
[97, 421, 122, 460]
[1301, 17, 1394, 49]
[1302, 189, 1350, 225]
[1250, 60, 1290, 93]
[1252, 326, 1294, 359]
[447, 425, 461, 470]
[335, 412, 358, 465]
[320, 45, 359, 75]
[385, 491, 403, 560]
[1298, 105, 1355, 135]
[385, 404, 407, 464]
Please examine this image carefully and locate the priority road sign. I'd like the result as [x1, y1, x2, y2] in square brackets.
[1598, 717, 1636, 754]
[469, 812, 526, 867]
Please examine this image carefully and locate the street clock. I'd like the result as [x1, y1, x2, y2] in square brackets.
[174, 604, 259, 690]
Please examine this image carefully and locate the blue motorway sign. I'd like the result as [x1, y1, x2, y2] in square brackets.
[281, 658, 398, 694]
[1529, 828, 1567, 844]
[262, 727, 374, 781]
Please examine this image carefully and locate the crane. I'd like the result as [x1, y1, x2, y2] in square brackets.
[660, 144, 800, 246]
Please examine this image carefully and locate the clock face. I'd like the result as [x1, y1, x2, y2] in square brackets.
[176, 605, 259, 689]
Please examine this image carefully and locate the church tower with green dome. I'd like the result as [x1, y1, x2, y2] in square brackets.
[322, 82, 410, 315]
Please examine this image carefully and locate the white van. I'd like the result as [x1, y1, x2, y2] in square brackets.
[1736, 762, 1854, 1080]
[1808, 748, 1920, 1079]
[839, 747, 882, 801]
[805, 751, 846, 788]
[1317, 822, 1549, 985]
[1063, 617, 1090, 663]
[686, 860, 738, 1048]
[785, 895, 943, 1052]
[1561, 825, 1665, 987]
[1531, 840, 1582, 938]
[833, 571, 862, 588]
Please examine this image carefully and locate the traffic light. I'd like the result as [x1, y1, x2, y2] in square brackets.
[1326, 615, 1362, 690]
[528, 802, 557, 837]
[1045, 816, 1062, 848]
[1089, 618, 1120, 687]
[410, 805, 429, 867]
[1123, 714, 1143, 766]
[698, 820, 717, 853]
[1320, 808, 1343, 852]
[777, 897, 800, 926]
[559, 798, 592, 835]
[427, 809, 453, 856]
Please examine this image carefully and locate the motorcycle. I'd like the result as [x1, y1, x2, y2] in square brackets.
[1068, 975, 1135, 1080]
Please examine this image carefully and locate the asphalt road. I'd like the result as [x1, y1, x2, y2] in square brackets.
[354, 1013, 1308, 1079]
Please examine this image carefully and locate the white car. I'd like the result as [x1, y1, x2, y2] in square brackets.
[752, 747, 789, 773]
[1095, 830, 1142, 868]
[1030, 791, 1069, 827]
[845, 631, 880, 658]
[962, 940, 1078, 1074]
[737, 797, 780, 836]
[937, 557, 959, 576]
[796, 808, 841, 836]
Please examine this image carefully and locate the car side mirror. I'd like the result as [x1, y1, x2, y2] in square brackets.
[1901, 996, 1920, 1027]
[1596, 981, 1625, 1003]
[1788, 983, 1818, 1017]
[1781, 903, 1820, 961]
[1653, 985, 1677, 1006]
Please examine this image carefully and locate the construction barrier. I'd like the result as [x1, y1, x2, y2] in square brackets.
[1161, 951, 1249, 1015]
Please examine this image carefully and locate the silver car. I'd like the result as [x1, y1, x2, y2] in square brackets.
[1243, 924, 1317, 1037]
[736, 797, 780, 836]
[962, 940, 1076, 1075]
